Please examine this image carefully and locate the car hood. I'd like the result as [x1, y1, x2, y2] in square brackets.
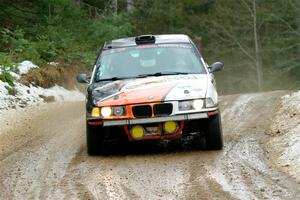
[93, 74, 208, 106]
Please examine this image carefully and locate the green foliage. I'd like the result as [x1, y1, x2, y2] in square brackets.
[0, 71, 15, 86]
[85, 14, 133, 47]
[12, 29, 31, 53]
[0, 29, 10, 50]
[0, 28, 28, 54]
[34, 36, 58, 62]
[0, 0, 133, 68]
[0, 52, 16, 69]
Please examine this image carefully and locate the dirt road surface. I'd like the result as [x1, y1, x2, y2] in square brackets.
[0, 91, 300, 200]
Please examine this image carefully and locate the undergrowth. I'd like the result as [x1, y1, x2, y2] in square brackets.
[0, 1, 132, 87]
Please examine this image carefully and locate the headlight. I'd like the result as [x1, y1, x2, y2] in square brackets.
[192, 99, 204, 110]
[205, 98, 216, 108]
[112, 106, 125, 116]
[100, 106, 126, 117]
[101, 107, 112, 117]
[179, 99, 204, 111]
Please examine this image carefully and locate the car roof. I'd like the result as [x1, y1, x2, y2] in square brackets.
[103, 34, 191, 49]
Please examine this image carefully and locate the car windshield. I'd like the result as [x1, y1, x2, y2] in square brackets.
[94, 43, 206, 81]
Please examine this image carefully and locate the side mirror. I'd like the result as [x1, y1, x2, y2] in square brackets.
[77, 74, 89, 83]
[209, 62, 224, 73]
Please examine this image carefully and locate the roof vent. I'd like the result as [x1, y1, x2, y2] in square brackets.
[135, 35, 156, 45]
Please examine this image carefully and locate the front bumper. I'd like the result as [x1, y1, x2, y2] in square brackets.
[102, 112, 209, 127]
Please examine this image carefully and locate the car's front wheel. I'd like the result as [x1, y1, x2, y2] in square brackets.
[204, 112, 223, 150]
[86, 123, 106, 155]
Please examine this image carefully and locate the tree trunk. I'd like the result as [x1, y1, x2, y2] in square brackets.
[74, 0, 81, 7]
[112, 0, 118, 14]
[127, 0, 134, 14]
[253, 0, 263, 91]
[297, 1, 300, 55]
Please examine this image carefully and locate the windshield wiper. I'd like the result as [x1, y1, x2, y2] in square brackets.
[95, 76, 135, 82]
[137, 71, 189, 78]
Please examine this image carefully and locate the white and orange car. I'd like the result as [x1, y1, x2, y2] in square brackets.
[77, 34, 224, 155]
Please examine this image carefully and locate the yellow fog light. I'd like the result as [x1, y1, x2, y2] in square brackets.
[101, 107, 112, 117]
[91, 107, 100, 117]
[163, 121, 177, 133]
[131, 126, 144, 140]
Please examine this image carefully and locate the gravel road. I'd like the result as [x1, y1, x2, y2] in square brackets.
[0, 91, 299, 200]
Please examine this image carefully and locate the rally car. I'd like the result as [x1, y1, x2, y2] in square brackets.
[77, 34, 224, 155]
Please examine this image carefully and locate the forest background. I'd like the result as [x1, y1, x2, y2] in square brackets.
[1, 0, 299, 94]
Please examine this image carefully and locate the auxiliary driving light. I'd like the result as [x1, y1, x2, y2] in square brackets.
[178, 101, 192, 111]
[100, 107, 112, 117]
[91, 107, 100, 117]
[131, 126, 145, 139]
[192, 99, 204, 110]
[163, 121, 178, 134]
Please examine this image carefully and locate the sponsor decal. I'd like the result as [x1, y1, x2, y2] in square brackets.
[105, 44, 193, 55]
[136, 44, 157, 49]
[94, 75, 207, 105]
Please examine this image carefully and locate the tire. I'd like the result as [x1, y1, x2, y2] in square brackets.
[205, 112, 223, 150]
[86, 123, 106, 156]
